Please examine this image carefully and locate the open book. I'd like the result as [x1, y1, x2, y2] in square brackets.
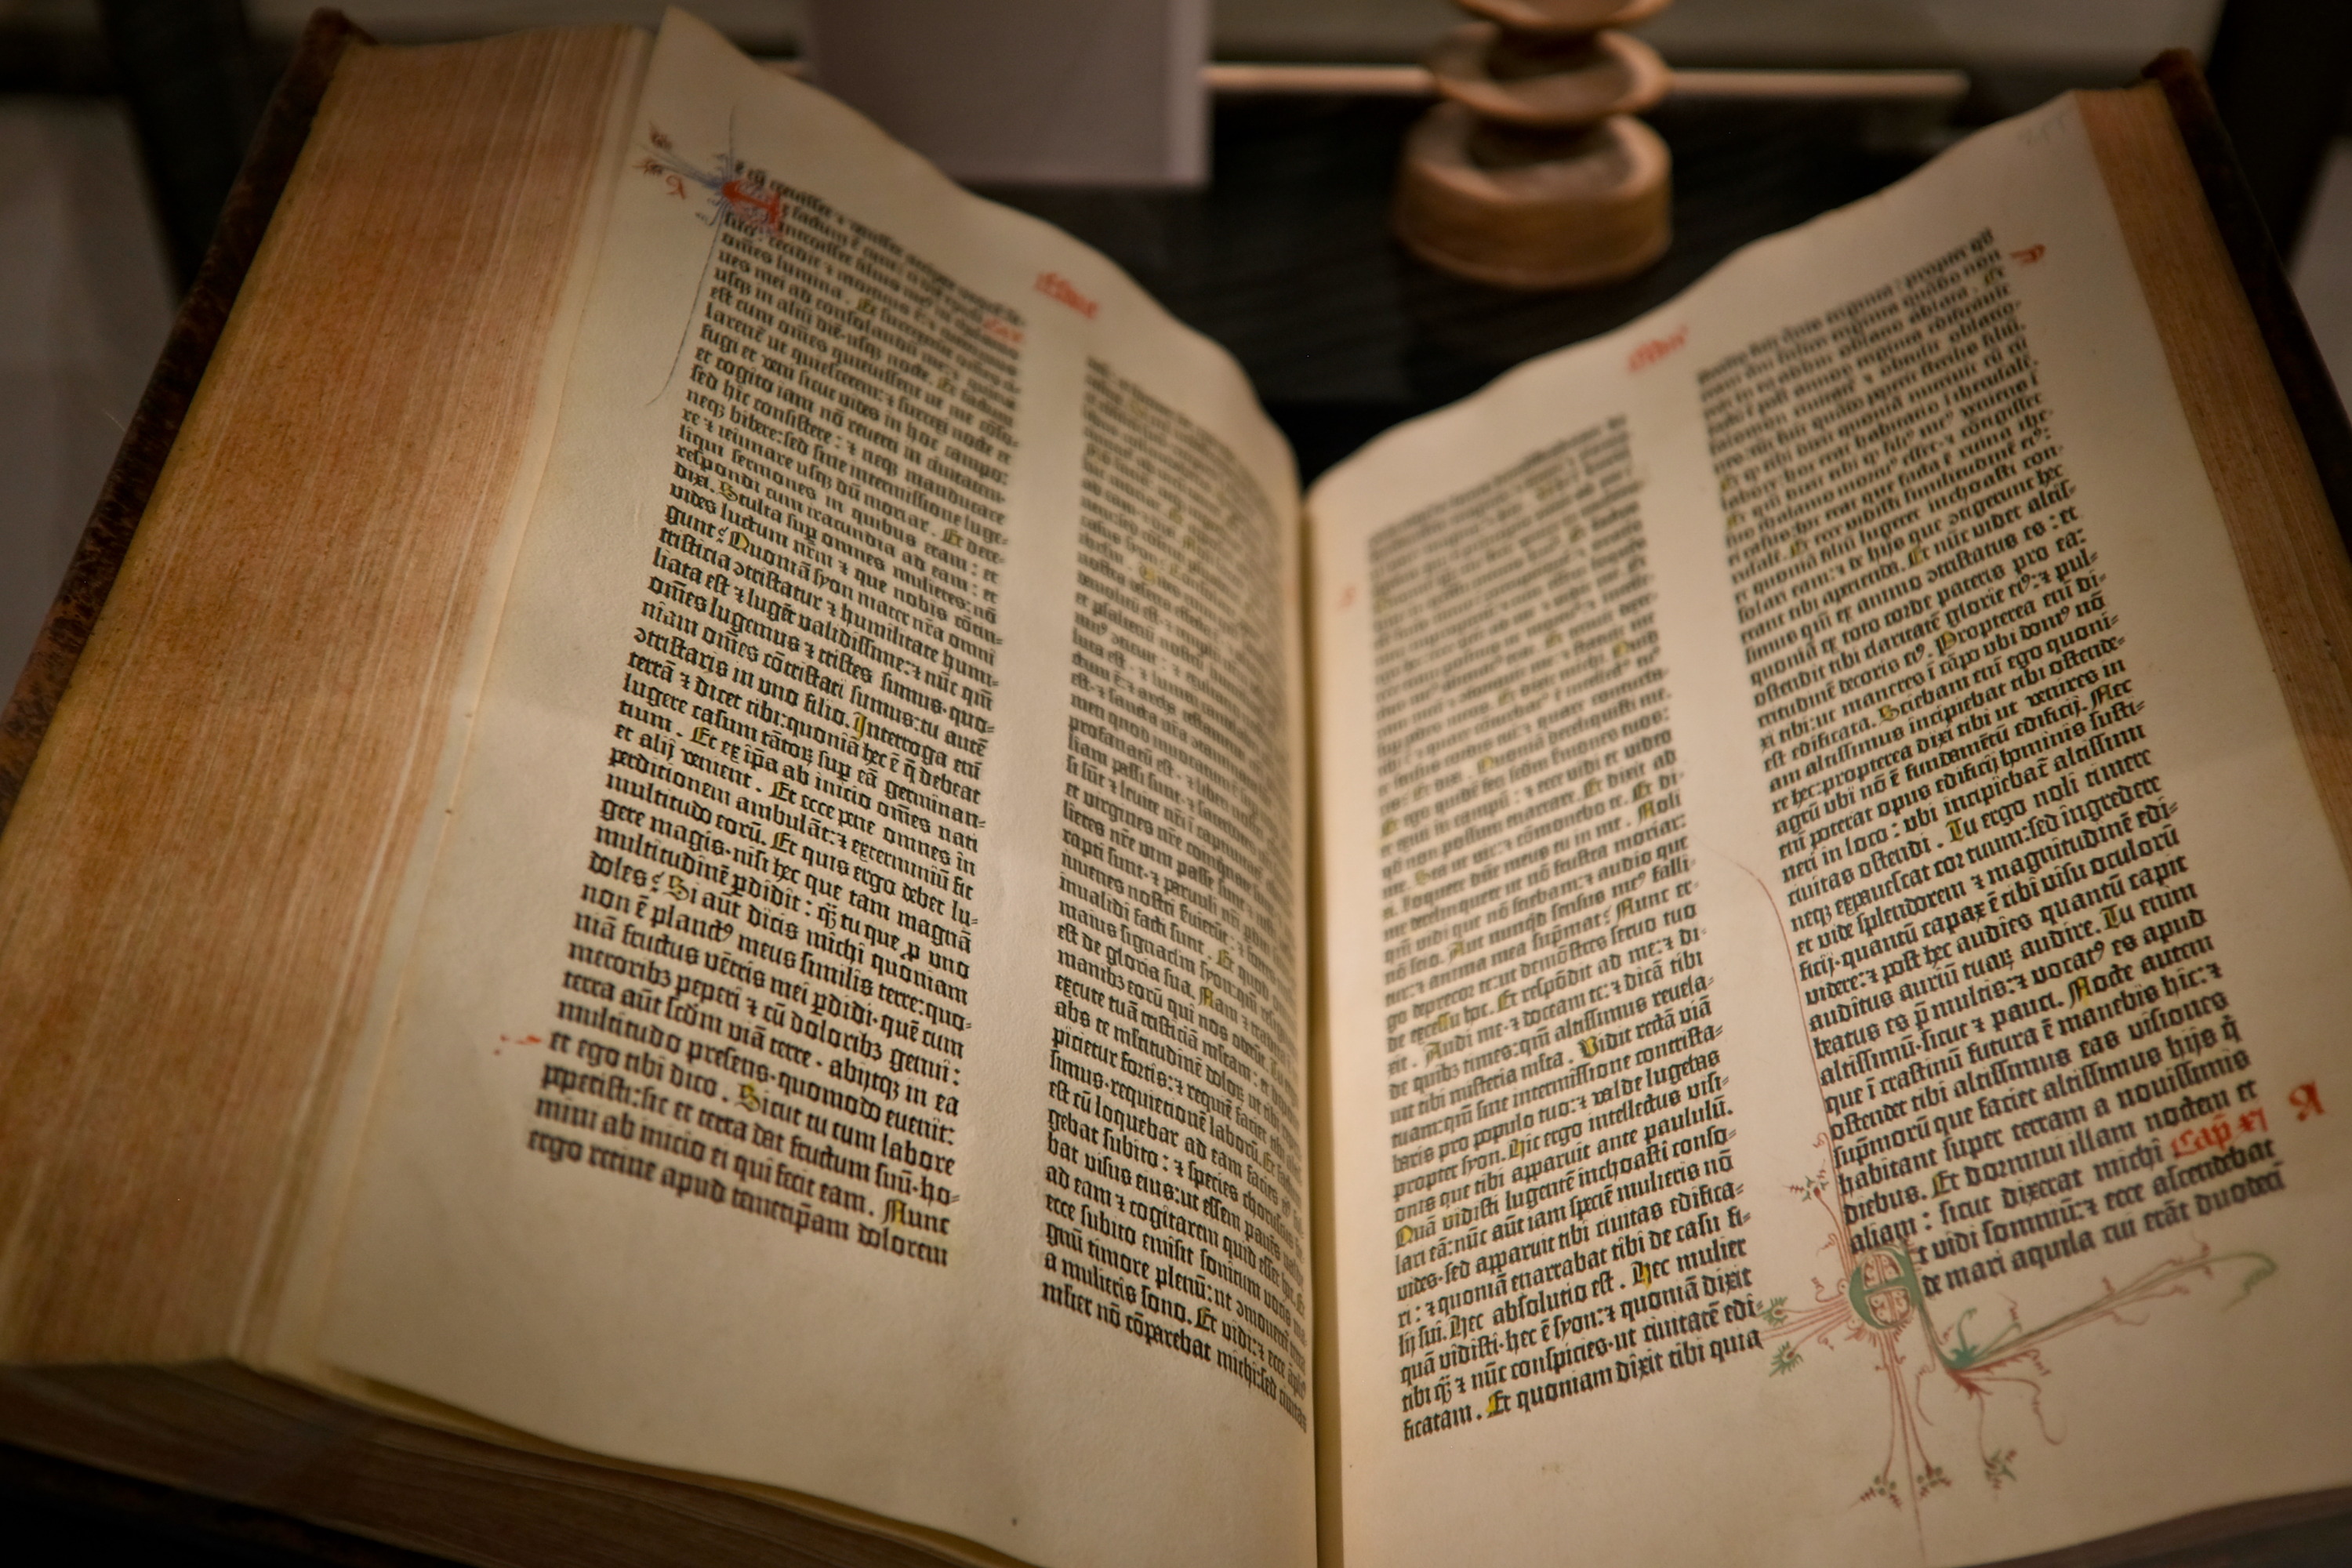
[3, 9, 2350, 1566]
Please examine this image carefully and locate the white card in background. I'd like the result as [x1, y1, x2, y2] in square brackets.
[805, 0, 1209, 187]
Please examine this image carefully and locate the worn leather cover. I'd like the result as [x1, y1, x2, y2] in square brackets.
[2142, 47, 2352, 556]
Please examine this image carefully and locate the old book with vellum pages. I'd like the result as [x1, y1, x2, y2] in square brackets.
[2, 10, 2348, 1566]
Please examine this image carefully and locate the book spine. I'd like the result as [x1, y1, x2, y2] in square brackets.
[2142, 47, 2352, 561]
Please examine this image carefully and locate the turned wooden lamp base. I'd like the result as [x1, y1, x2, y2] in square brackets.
[1393, 103, 1670, 290]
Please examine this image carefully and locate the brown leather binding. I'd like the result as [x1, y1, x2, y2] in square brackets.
[2143, 46, 2352, 560]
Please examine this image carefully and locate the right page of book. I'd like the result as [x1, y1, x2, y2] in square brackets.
[1311, 93, 2352, 1567]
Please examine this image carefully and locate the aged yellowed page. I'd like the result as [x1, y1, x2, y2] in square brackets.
[318, 13, 1312, 1568]
[246, 23, 652, 1380]
[1311, 95, 2352, 1567]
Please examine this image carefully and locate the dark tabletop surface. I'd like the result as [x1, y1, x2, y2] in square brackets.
[985, 91, 1933, 485]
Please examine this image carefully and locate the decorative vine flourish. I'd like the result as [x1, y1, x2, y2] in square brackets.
[635, 121, 787, 238]
[1769, 1131, 2272, 1547]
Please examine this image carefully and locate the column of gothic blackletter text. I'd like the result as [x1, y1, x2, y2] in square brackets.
[1312, 95, 2352, 1568]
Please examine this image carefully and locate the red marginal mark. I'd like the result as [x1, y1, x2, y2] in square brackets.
[2291, 1081, 2326, 1120]
[1627, 325, 1686, 373]
[720, 176, 785, 236]
[1337, 583, 1358, 611]
[2169, 1113, 2234, 1161]
[2009, 245, 2045, 265]
[1035, 270, 1097, 320]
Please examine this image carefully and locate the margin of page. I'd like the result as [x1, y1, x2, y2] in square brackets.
[248, 28, 656, 1377]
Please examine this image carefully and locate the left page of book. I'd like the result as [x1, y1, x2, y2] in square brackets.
[310, 13, 1314, 1568]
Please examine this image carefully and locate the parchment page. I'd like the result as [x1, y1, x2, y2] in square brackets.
[319, 14, 1312, 1568]
[1311, 96, 2352, 1567]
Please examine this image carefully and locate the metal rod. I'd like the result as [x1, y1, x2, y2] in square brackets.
[1201, 62, 1970, 104]
[769, 56, 1969, 107]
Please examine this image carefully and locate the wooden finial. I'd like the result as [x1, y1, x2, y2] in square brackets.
[1394, 0, 1674, 289]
